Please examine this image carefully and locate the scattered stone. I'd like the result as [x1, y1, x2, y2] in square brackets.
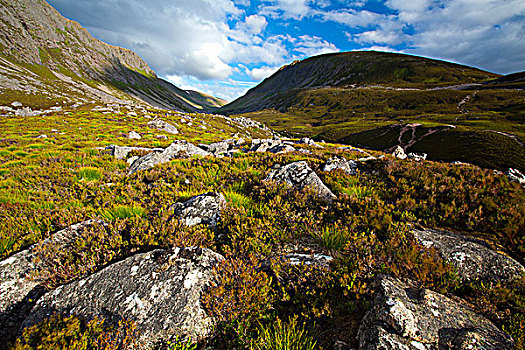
[20, 247, 224, 348]
[37, 134, 48, 139]
[506, 168, 525, 184]
[407, 152, 427, 161]
[127, 112, 137, 117]
[11, 101, 22, 107]
[156, 135, 168, 140]
[357, 156, 377, 162]
[170, 192, 226, 228]
[285, 253, 333, 269]
[0, 221, 104, 346]
[413, 228, 524, 283]
[323, 157, 358, 175]
[451, 161, 468, 165]
[297, 137, 323, 148]
[392, 146, 407, 159]
[205, 139, 242, 156]
[265, 161, 335, 201]
[128, 131, 141, 140]
[148, 118, 179, 135]
[358, 275, 514, 350]
[128, 140, 210, 174]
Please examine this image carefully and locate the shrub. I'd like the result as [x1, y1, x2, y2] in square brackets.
[251, 316, 317, 350]
[12, 314, 136, 350]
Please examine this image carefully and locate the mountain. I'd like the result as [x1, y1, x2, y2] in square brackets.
[219, 51, 524, 171]
[0, 0, 222, 111]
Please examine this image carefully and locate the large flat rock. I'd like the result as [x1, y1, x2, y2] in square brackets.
[21, 247, 223, 348]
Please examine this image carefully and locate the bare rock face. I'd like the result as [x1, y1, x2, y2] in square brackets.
[128, 140, 210, 174]
[20, 247, 223, 348]
[506, 168, 525, 184]
[413, 228, 524, 283]
[0, 220, 104, 347]
[170, 193, 226, 228]
[323, 157, 358, 175]
[265, 161, 335, 201]
[392, 146, 407, 160]
[358, 275, 514, 350]
[148, 118, 179, 135]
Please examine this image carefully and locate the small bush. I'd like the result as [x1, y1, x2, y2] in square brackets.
[251, 316, 317, 350]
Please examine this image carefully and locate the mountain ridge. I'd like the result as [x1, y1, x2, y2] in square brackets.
[0, 0, 225, 111]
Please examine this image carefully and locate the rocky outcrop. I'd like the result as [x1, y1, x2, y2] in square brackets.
[506, 168, 525, 184]
[203, 138, 245, 156]
[148, 119, 179, 135]
[170, 193, 226, 228]
[268, 144, 296, 154]
[105, 145, 162, 160]
[413, 228, 524, 283]
[392, 146, 407, 160]
[358, 275, 514, 350]
[265, 161, 335, 201]
[21, 247, 223, 348]
[0, 220, 104, 347]
[128, 141, 210, 174]
[323, 157, 358, 175]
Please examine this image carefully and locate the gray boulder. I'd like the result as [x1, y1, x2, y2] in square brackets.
[392, 146, 407, 160]
[170, 192, 226, 228]
[506, 168, 525, 184]
[0, 220, 103, 347]
[21, 247, 223, 348]
[205, 138, 245, 156]
[128, 140, 210, 174]
[268, 144, 296, 154]
[250, 138, 282, 152]
[105, 145, 162, 160]
[148, 118, 179, 135]
[265, 161, 335, 201]
[358, 275, 514, 350]
[323, 157, 358, 175]
[128, 130, 142, 140]
[413, 228, 524, 283]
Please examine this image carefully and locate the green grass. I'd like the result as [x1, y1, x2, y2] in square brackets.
[77, 167, 103, 181]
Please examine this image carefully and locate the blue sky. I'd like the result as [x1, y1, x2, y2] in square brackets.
[48, 0, 525, 101]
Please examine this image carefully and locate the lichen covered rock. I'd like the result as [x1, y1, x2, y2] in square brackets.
[392, 146, 407, 159]
[170, 192, 226, 228]
[413, 228, 524, 283]
[128, 140, 210, 174]
[148, 118, 179, 135]
[358, 275, 514, 350]
[323, 156, 358, 175]
[265, 161, 335, 201]
[21, 247, 224, 348]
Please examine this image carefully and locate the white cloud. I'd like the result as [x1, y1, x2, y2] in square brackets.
[259, 0, 313, 19]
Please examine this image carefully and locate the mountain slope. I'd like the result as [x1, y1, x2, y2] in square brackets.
[219, 51, 499, 114]
[219, 52, 524, 171]
[0, 0, 219, 111]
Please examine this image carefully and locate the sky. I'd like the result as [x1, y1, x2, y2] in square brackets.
[47, 0, 525, 101]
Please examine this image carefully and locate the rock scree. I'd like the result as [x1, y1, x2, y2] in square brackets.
[323, 156, 358, 175]
[265, 161, 335, 201]
[413, 228, 524, 283]
[358, 275, 514, 350]
[20, 247, 224, 348]
[170, 192, 226, 228]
